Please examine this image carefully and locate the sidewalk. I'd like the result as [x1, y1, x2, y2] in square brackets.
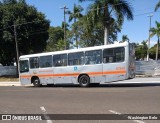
[107, 77, 160, 84]
[0, 81, 21, 86]
[0, 81, 32, 86]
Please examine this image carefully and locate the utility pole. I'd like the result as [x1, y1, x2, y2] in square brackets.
[146, 14, 153, 61]
[60, 5, 68, 50]
[14, 22, 19, 76]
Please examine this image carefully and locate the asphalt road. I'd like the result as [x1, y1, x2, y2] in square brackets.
[0, 83, 160, 123]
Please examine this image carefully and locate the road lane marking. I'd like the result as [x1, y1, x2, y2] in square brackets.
[109, 110, 145, 123]
[40, 106, 52, 123]
[109, 110, 121, 115]
[40, 106, 46, 112]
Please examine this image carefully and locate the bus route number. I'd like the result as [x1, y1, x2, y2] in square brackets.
[116, 66, 125, 70]
[74, 66, 78, 71]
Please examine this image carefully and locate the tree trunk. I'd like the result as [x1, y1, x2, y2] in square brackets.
[104, 26, 109, 45]
[74, 18, 78, 49]
[156, 37, 159, 61]
[15, 59, 19, 77]
[104, 4, 109, 45]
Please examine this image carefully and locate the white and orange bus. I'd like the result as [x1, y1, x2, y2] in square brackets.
[19, 42, 135, 87]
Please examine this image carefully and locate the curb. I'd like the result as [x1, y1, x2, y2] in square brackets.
[0, 82, 32, 86]
[0, 77, 160, 86]
[0, 82, 20, 86]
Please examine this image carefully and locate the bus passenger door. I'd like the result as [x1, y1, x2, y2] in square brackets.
[53, 66, 72, 84]
[53, 54, 71, 84]
[38, 55, 54, 85]
[38, 68, 54, 85]
[83, 50, 103, 84]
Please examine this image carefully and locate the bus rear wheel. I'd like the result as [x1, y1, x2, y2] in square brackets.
[79, 75, 90, 87]
[33, 78, 41, 87]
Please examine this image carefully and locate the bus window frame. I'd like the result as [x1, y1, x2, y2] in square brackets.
[103, 47, 125, 64]
[19, 60, 29, 73]
[29, 57, 39, 69]
[84, 49, 102, 65]
[53, 54, 68, 67]
[39, 55, 53, 68]
[68, 52, 85, 66]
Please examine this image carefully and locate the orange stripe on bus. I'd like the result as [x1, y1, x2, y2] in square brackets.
[52, 73, 79, 77]
[20, 75, 31, 78]
[20, 70, 126, 79]
[103, 70, 126, 75]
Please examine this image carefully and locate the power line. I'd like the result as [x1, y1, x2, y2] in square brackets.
[66, 2, 159, 19]
[135, 10, 160, 16]
[0, 4, 159, 33]
[0, 20, 45, 31]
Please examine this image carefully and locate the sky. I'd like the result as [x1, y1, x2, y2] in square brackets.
[26, 0, 160, 47]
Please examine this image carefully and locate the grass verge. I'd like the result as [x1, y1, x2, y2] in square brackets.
[0, 76, 19, 82]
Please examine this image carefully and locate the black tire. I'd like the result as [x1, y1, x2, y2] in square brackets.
[79, 75, 90, 87]
[91, 83, 100, 87]
[33, 78, 41, 87]
[47, 84, 54, 87]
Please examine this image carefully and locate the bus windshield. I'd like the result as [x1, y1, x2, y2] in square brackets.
[20, 60, 29, 73]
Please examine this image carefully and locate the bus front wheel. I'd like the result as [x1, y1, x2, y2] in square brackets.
[33, 78, 41, 87]
[79, 75, 90, 87]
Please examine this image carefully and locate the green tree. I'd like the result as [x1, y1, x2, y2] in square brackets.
[46, 26, 64, 52]
[0, 0, 49, 66]
[68, 4, 83, 23]
[79, 0, 133, 44]
[61, 22, 71, 49]
[67, 4, 83, 48]
[77, 15, 104, 47]
[73, 12, 121, 47]
[121, 35, 129, 42]
[149, 44, 160, 60]
[150, 21, 160, 61]
[155, 0, 160, 11]
[135, 41, 148, 60]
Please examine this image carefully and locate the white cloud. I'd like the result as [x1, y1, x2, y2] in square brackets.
[150, 40, 157, 47]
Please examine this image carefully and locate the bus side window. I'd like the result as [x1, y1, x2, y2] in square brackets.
[53, 54, 67, 67]
[85, 50, 102, 65]
[68, 52, 84, 66]
[30, 57, 39, 69]
[103, 47, 125, 63]
[103, 48, 114, 63]
[115, 48, 125, 62]
[39, 55, 52, 68]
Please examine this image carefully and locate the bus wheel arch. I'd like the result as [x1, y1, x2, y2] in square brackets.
[78, 74, 90, 87]
[31, 76, 41, 87]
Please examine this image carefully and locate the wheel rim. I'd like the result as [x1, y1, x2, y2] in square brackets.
[80, 76, 89, 86]
[81, 77, 88, 85]
[34, 79, 39, 86]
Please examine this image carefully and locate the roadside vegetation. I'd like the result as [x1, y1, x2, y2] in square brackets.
[0, 0, 160, 79]
[0, 0, 134, 66]
[0, 76, 19, 82]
